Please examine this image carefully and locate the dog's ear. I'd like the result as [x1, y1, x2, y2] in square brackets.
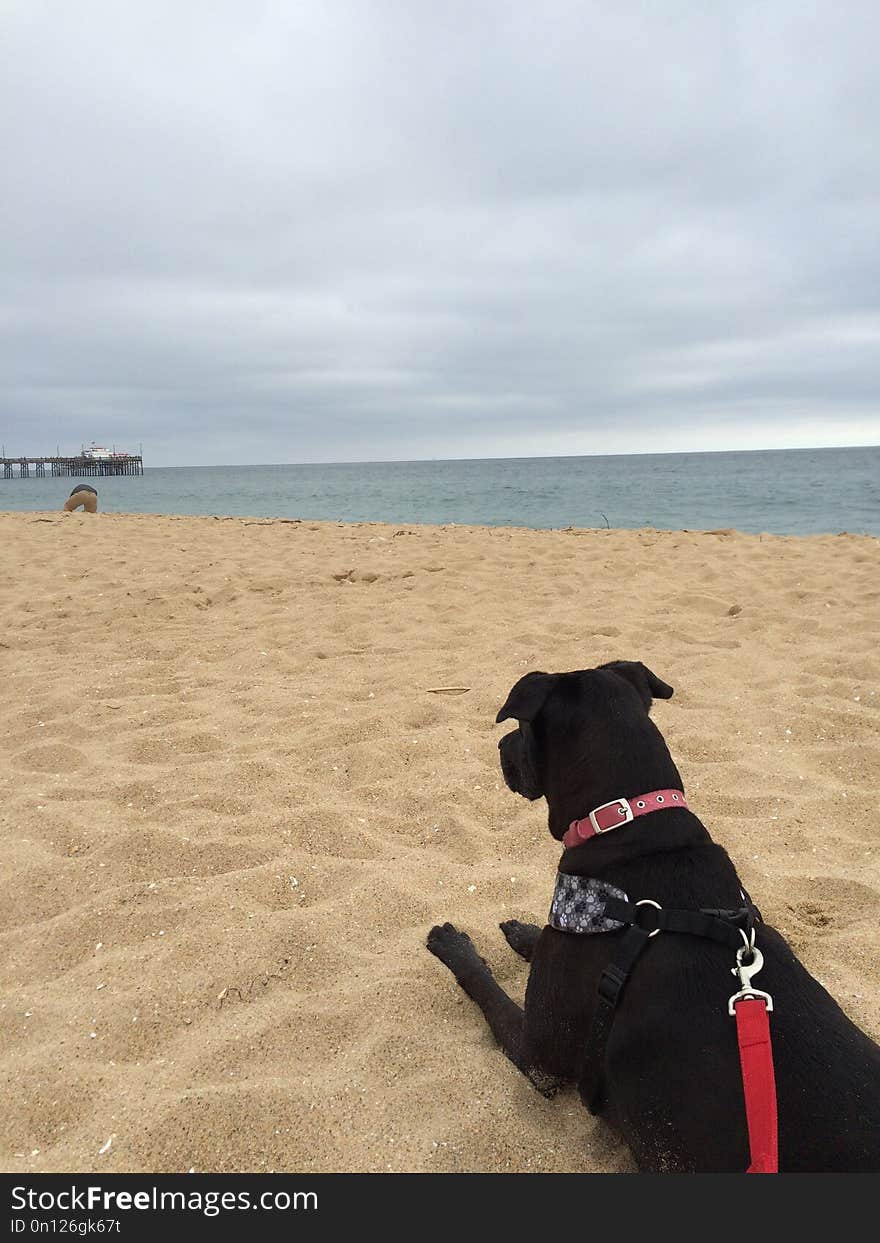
[601, 660, 674, 709]
[495, 671, 555, 724]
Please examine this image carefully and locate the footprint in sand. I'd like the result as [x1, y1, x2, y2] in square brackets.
[790, 901, 834, 929]
[15, 743, 87, 772]
[784, 877, 880, 931]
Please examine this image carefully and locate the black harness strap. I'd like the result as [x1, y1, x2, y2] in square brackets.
[581, 899, 758, 1114]
[581, 925, 652, 1112]
[603, 898, 751, 950]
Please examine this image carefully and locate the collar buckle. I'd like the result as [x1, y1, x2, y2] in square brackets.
[588, 797, 634, 834]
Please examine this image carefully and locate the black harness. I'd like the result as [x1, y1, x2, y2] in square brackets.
[549, 873, 760, 1112]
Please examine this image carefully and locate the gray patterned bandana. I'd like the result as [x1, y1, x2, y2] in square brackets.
[548, 873, 630, 935]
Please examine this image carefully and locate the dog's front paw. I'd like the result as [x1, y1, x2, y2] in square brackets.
[528, 1066, 563, 1100]
[500, 919, 541, 961]
[426, 922, 488, 977]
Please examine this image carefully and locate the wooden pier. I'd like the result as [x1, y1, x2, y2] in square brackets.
[1, 455, 144, 479]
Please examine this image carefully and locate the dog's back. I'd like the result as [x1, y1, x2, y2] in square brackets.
[429, 661, 880, 1172]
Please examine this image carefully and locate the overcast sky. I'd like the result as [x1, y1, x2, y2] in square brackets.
[2, 1, 879, 465]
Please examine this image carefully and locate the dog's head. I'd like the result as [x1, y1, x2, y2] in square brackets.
[495, 661, 675, 833]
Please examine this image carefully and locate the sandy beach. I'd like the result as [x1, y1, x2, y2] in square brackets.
[1, 510, 878, 1173]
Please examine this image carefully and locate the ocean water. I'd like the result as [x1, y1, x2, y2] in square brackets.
[1, 447, 878, 536]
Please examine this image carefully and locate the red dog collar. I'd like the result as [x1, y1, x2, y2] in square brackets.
[563, 788, 688, 848]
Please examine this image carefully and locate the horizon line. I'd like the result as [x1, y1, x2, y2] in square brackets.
[137, 440, 880, 469]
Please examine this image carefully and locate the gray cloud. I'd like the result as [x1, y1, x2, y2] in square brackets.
[2, 0, 879, 464]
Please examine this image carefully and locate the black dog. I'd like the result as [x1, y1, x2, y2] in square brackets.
[427, 661, 880, 1172]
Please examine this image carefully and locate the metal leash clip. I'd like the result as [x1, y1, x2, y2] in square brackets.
[728, 939, 774, 1015]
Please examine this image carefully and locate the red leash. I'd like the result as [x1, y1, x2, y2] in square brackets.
[729, 945, 778, 1173]
[734, 998, 778, 1172]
